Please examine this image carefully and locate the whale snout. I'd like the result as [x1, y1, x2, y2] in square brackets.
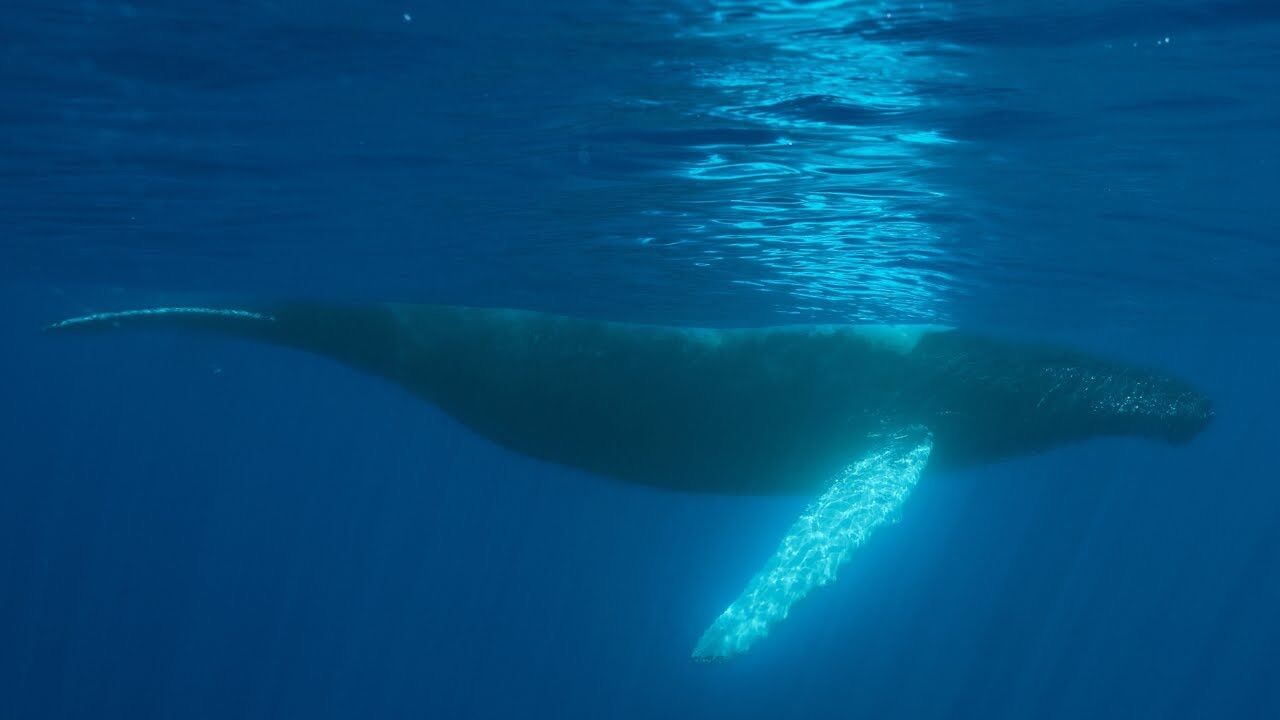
[1164, 391, 1214, 445]
[1087, 370, 1214, 447]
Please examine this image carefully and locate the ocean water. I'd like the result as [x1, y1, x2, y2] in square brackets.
[1, 0, 1277, 717]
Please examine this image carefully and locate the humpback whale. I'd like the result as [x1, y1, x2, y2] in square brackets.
[47, 302, 1213, 661]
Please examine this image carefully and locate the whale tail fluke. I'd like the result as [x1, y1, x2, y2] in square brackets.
[45, 303, 407, 379]
[45, 306, 279, 336]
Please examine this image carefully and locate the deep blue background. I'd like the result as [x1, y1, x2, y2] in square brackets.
[2, 1, 1278, 718]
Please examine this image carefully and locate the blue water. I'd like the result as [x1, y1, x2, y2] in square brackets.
[2, 1, 1277, 717]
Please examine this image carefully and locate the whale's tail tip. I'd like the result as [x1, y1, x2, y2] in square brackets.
[44, 306, 278, 334]
[44, 302, 401, 373]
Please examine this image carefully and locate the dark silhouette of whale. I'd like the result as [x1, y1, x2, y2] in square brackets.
[47, 302, 1213, 660]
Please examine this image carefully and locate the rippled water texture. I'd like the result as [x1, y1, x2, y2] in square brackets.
[4, 0, 1277, 327]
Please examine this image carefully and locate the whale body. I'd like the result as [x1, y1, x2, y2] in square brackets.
[47, 302, 1213, 660]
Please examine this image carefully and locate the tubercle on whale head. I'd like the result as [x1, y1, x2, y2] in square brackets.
[1060, 364, 1214, 446]
[1152, 386, 1214, 445]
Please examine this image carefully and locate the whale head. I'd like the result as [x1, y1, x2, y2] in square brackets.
[1120, 373, 1214, 445]
[1046, 363, 1214, 446]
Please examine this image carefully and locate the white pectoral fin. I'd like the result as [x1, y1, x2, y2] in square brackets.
[692, 426, 933, 662]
